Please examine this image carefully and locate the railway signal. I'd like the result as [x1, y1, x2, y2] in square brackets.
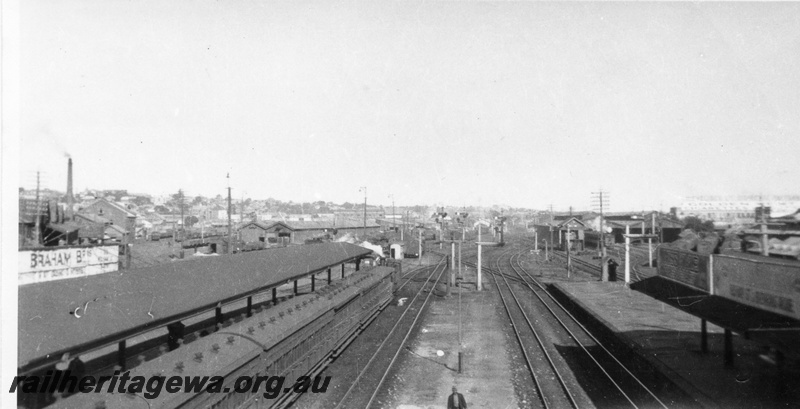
[494, 215, 507, 244]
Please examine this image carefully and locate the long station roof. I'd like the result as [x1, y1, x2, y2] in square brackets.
[18, 242, 371, 371]
[632, 276, 800, 358]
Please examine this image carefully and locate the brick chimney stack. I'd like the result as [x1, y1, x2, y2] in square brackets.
[66, 157, 74, 220]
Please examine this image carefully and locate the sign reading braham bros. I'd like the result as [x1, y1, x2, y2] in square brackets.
[18, 245, 119, 285]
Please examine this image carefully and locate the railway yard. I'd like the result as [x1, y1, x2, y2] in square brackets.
[15, 231, 800, 408]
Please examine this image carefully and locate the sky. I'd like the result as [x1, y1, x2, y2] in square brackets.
[12, 1, 800, 212]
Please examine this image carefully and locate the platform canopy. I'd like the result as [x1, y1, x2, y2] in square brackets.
[632, 276, 800, 358]
[18, 242, 371, 371]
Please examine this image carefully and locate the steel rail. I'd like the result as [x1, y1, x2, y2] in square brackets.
[428, 248, 528, 285]
[491, 248, 580, 409]
[510, 250, 669, 409]
[395, 264, 437, 293]
[333, 256, 447, 409]
[363, 258, 449, 408]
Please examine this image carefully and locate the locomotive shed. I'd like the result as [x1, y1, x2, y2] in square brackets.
[18, 242, 374, 376]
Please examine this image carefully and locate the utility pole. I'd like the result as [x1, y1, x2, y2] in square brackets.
[650, 212, 655, 267]
[566, 224, 572, 278]
[179, 189, 185, 239]
[591, 190, 610, 281]
[388, 194, 396, 237]
[359, 187, 367, 240]
[403, 210, 409, 241]
[33, 171, 41, 246]
[625, 224, 631, 284]
[227, 174, 233, 254]
[178, 189, 185, 259]
[449, 241, 455, 297]
[760, 203, 769, 256]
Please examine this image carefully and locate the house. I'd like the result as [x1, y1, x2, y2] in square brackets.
[76, 198, 136, 242]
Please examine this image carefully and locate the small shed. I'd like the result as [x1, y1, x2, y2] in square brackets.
[556, 217, 587, 251]
[390, 243, 404, 260]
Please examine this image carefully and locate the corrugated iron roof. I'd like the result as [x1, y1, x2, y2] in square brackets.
[83, 198, 137, 218]
[285, 220, 380, 230]
[46, 222, 82, 233]
[17, 242, 372, 369]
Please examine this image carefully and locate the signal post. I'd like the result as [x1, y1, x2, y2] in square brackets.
[475, 241, 502, 291]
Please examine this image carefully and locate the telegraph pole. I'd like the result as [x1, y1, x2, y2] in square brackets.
[33, 171, 42, 246]
[591, 190, 610, 281]
[179, 189, 185, 238]
[359, 187, 367, 239]
[227, 174, 233, 254]
[389, 194, 396, 236]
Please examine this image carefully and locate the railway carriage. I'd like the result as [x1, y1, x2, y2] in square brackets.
[583, 230, 614, 249]
[53, 266, 396, 409]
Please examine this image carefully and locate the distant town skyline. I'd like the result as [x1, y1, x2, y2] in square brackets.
[12, 1, 800, 212]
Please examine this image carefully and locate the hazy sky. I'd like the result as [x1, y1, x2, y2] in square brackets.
[16, 1, 800, 211]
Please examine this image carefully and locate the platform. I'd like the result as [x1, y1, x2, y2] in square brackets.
[550, 281, 800, 408]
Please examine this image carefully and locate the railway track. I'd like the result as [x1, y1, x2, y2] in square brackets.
[429, 248, 529, 285]
[495, 245, 673, 409]
[490, 248, 582, 408]
[521, 236, 656, 284]
[333, 256, 448, 408]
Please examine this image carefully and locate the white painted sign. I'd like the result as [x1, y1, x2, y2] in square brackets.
[714, 255, 800, 320]
[19, 245, 119, 285]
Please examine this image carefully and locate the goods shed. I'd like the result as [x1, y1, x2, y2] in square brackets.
[238, 220, 293, 246]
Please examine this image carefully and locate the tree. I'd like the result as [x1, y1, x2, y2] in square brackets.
[131, 196, 153, 206]
[167, 190, 189, 214]
[154, 205, 171, 214]
[683, 216, 715, 233]
[184, 215, 199, 228]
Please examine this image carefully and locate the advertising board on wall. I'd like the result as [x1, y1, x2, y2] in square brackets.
[657, 247, 711, 291]
[714, 255, 800, 321]
[18, 245, 119, 285]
